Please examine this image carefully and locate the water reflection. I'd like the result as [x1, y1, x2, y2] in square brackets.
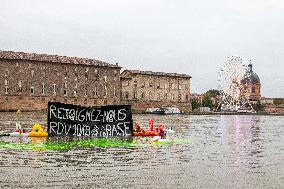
[219, 115, 262, 171]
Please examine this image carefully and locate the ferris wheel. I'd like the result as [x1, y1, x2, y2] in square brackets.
[217, 55, 254, 112]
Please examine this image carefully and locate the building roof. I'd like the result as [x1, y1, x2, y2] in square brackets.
[242, 63, 260, 84]
[121, 69, 192, 78]
[0, 50, 120, 68]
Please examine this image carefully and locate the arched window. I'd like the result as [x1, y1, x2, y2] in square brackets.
[252, 86, 256, 93]
[125, 92, 129, 99]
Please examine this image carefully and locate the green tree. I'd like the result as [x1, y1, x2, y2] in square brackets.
[202, 95, 213, 108]
[204, 89, 220, 98]
[253, 100, 264, 112]
[191, 98, 201, 111]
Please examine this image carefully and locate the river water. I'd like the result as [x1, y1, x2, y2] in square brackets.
[0, 112, 283, 189]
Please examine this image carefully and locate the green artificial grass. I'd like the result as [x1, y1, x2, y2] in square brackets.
[0, 137, 192, 151]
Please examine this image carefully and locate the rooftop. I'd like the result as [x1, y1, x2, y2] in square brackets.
[0, 50, 120, 68]
[121, 69, 191, 78]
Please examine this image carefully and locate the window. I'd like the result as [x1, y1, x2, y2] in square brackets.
[52, 83, 56, 95]
[4, 80, 8, 86]
[64, 89, 67, 96]
[93, 85, 98, 96]
[178, 84, 182, 90]
[104, 76, 107, 82]
[171, 83, 174, 89]
[157, 82, 160, 88]
[178, 94, 182, 100]
[141, 92, 145, 99]
[64, 82, 68, 88]
[125, 92, 129, 99]
[74, 90, 77, 97]
[18, 81, 23, 93]
[94, 69, 98, 74]
[5, 86, 9, 94]
[84, 89, 88, 96]
[164, 93, 168, 100]
[164, 84, 167, 89]
[141, 82, 145, 88]
[41, 83, 45, 95]
[134, 81, 137, 87]
[104, 85, 107, 97]
[31, 70, 34, 78]
[252, 86, 256, 93]
[85, 73, 88, 80]
[30, 85, 35, 95]
[171, 94, 175, 100]
[149, 82, 153, 87]
[157, 93, 161, 100]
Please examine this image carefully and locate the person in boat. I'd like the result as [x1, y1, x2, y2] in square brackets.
[157, 124, 166, 139]
[134, 122, 146, 133]
[148, 119, 154, 132]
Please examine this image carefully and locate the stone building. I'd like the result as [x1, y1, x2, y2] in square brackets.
[120, 70, 192, 114]
[241, 63, 261, 101]
[0, 51, 121, 111]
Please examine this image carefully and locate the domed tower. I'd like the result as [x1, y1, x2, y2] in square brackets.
[241, 61, 261, 101]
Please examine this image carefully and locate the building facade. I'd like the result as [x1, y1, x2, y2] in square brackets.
[120, 70, 192, 114]
[0, 51, 121, 111]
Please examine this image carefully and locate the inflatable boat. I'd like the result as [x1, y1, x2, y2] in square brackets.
[133, 131, 158, 137]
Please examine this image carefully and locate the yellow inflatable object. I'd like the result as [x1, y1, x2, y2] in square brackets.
[28, 124, 48, 137]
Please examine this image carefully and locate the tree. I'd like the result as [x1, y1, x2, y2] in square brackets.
[253, 100, 264, 112]
[202, 95, 213, 108]
[202, 89, 220, 109]
[204, 89, 220, 98]
[191, 98, 201, 111]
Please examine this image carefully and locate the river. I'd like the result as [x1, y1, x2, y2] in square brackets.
[0, 112, 283, 188]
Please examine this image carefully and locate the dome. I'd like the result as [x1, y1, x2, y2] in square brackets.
[242, 63, 260, 84]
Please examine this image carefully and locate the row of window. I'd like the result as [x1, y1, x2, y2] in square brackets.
[3, 81, 117, 98]
[3, 68, 116, 82]
[127, 81, 185, 90]
[3, 96, 110, 106]
[124, 92, 188, 101]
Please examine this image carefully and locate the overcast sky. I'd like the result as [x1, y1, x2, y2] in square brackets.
[0, 0, 283, 97]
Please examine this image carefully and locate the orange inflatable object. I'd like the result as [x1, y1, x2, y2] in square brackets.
[133, 131, 158, 137]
